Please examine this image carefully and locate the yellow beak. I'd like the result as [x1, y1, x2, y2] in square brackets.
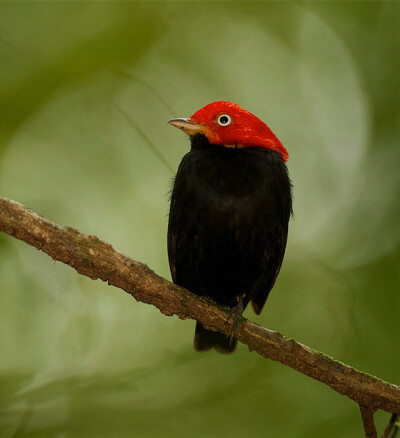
[168, 118, 204, 135]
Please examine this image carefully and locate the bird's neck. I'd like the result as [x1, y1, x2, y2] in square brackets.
[190, 133, 215, 151]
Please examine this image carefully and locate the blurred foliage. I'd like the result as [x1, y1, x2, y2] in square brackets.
[0, 2, 399, 437]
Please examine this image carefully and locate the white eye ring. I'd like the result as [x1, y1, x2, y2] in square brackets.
[217, 114, 232, 126]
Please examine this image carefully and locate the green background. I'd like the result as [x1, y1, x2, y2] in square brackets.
[0, 2, 399, 437]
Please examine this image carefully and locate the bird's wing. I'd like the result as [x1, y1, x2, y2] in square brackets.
[167, 214, 178, 284]
[251, 226, 288, 315]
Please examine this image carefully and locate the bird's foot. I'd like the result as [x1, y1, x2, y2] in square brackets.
[227, 295, 245, 346]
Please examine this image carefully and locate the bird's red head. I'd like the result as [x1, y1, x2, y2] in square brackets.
[169, 101, 288, 161]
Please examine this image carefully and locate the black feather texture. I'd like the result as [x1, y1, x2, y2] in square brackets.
[168, 133, 292, 353]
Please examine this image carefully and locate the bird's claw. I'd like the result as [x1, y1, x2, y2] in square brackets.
[227, 296, 245, 346]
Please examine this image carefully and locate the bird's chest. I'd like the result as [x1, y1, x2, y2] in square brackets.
[184, 148, 277, 211]
[173, 148, 279, 247]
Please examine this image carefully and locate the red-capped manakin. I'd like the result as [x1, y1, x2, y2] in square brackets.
[168, 101, 292, 353]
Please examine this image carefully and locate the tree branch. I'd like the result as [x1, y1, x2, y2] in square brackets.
[382, 414, 399, 438]
[1, 196, 399, 430]
[360, 405, 377, 438]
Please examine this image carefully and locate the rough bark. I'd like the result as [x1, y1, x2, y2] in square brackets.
[0, 196, 399, 433]
[360, 405, 378, 438]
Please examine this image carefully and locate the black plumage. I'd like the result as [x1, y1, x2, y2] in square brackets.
[168, 133, 292, 353]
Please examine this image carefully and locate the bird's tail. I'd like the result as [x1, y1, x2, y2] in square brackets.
[194, 322, 237, 354]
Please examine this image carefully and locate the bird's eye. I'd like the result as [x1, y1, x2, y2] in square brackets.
[217, 114, 232, 126]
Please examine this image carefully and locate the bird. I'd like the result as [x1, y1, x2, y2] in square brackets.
[168, 101, 292, 353]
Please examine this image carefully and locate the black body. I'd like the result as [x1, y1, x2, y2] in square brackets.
[168, 134, 292, 352]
